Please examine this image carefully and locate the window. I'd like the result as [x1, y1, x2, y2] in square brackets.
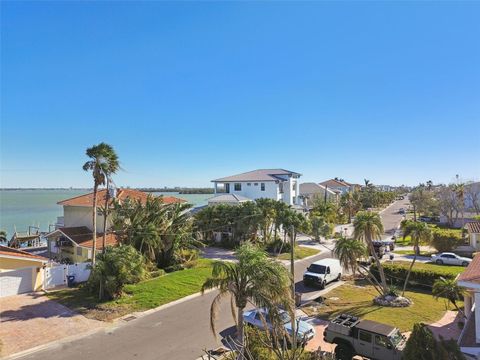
[225, 183, 230, 193]
[261, 183, 265, 191]
[279, 182, 284, 194]
[254, 183, 258, 186]
[375, 335, 390, 348]
[76, 247, 83, 256]
[234, 183, 242, 191]
[247, 183, 251, 186]
[359, 331, 372, 343]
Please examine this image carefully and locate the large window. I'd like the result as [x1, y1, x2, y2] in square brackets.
[279, 182, 284, 194]
[261, 183, 265, 191]
[234, 183, 242, 191]
[76, 247, 83, 256]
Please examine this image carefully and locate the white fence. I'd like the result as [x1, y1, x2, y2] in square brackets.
[44, 262, 91, 289]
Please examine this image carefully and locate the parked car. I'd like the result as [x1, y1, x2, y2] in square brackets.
[398, 208, 406, 215]
[243, 308, 315, 344]
[323, 314, 406, 360]
[303, 258, 342, 289]
[371, 241, 386, 258]
[431, 252, 472, 266]
[381, 240, 395, 251]
[418, 216, 432, 222]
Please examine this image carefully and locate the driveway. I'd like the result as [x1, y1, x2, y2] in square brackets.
[0, 293, 103, 358]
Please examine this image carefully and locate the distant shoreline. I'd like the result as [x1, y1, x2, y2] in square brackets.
[1, 187, 214, 195]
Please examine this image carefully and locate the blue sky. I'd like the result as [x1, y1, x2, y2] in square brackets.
[1, 1, 479, 188]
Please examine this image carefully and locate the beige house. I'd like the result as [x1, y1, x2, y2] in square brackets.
[0, 246, 48, 297]
[46, 189, 185, 262]
[466, 222, 480, 250]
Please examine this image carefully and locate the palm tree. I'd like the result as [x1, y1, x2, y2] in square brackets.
[201, 244, 292, 356]
[334, 237, 367, 277]
[100, 149, 119, 253]
[82, 142, 117, 264]
[432, 277, 466, 317]
[353, 211, 388, 294]
[400, 221, 432, 296]
[455, 183, 465, 227]
[0, 230, 7, 244]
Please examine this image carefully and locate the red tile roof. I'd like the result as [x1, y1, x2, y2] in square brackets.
[466, 222, 480, 234]
[58, 189, 185, 207]
[51, 226, 120, 250]
[458, 253, 480, 284]
[0, 245, 48, 262]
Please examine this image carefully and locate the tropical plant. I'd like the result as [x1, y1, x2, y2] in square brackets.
[403, 323, 465, 360]
[400, 221, 432, 295]
[432, 277, 466, 317]
[430, 228, 463, 252]
[353, 211, 388, 295]
[82, 142, 118, 264]
[340, 191, 361, 223]
[310, 215, 332, 243]
[333, 237, 366, 277]
[0, 230, 7, 244]
[111, 196, 196, 268]
[87, 245, 146, 300]
[201, 244, 292, 356]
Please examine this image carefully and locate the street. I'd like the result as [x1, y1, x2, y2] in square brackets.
[19, 199, 408, 360]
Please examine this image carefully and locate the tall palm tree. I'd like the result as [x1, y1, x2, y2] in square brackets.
[82, 142, 117, 264]
[353, 211, 388, 294]
[455, 183, 465, 227]
[400, 221, 432, 296]
[201, 244, 292, 356]
[334, 237, 366, 278]
[432, 277, 466, 317]
[100, 150, 119, 253]
[0, 230, 7, 244]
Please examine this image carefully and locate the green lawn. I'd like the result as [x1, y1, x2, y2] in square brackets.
[47, 259, 214, 321]
[390, 260, 466, 276]
[304, 281, 461, 332]
[277, 246, 320, 260]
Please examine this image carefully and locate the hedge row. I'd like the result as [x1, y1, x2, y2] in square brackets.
[370, 263, 458, 290]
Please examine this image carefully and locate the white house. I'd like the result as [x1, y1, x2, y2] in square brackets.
[457, 253, 480, 358]
[319, 179, 357, 194]
[211, 169, 301, 206]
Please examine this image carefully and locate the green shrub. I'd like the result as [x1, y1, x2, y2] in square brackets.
[265, 238, 292, 254]
[431, 228, 463, 252]
[371, 263, 458, 290]
[87, 245, 146, 300]
[149, 269, 166, 278]
[164, 264, 184, 273]
[175, 248, 199, 268]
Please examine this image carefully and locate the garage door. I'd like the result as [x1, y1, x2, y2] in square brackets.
[0, 268, 33, 297]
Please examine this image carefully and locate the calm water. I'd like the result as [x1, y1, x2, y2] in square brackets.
[0, 189, 211, 239]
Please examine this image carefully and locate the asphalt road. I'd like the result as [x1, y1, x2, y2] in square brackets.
[20, 199, 408, 360]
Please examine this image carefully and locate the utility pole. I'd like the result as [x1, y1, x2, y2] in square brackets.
[290, 224, 296, 350]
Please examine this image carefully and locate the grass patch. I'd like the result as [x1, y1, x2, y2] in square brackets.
[305, 281, 461, 332]
[47, 259, 214, 321]
[277, 246, 319, 260]
[393, 250, 436, 257]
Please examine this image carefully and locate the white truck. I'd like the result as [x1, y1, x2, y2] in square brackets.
[323, 314, 406, 360]
[303, 258, 342, 289]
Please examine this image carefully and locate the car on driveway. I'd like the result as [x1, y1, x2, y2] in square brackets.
[303, 258, 342, 288]
[243, 308, 315, 343]
[431, 252, 472, 266]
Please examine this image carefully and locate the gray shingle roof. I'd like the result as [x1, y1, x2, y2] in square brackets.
[212, 169, 301, 182]
[299, 182, 337, 196]
[207, 194, 253, 204]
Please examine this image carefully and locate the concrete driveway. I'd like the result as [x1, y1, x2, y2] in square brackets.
[0, 293, 103, 358]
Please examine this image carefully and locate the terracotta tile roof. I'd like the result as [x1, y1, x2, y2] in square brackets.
[50, 226, 120, 250]
[158, 196, 187, 204]
[466, 222, 480, 234]
[458, 253, 480, 283]
[58, 189, 185, 207]
[0, 245, 48, 262]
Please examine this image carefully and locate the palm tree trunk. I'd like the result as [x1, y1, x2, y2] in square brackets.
[369, 240, 388, 294]
[402, 244, 417, 296]
[236, 307, 245, 359]
[92, 184, 98, 265]
[102, 178, 109, 253]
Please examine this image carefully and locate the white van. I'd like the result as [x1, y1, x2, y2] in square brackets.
[303, 258, 342, 289]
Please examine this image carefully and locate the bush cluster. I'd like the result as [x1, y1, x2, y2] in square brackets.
[265, 238, 292, 254]
[370, 263, 457, 290]
[431, 228, 463, 252]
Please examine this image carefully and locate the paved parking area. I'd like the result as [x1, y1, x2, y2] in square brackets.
[0, 292, 103, 358]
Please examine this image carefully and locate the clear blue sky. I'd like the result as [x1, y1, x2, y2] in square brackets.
[1, 1, 479, 188]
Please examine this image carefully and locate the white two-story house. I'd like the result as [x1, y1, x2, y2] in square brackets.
[211, 169, 301, 206]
